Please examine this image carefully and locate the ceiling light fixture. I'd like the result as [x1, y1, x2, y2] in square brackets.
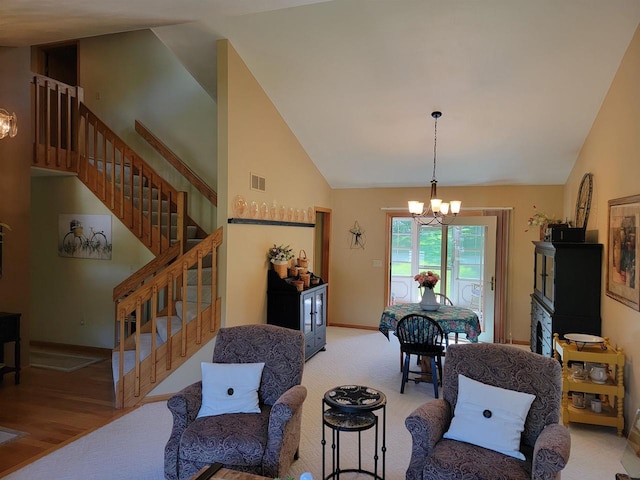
[0, 109, 18, 140]
[408, 111, 461, 225]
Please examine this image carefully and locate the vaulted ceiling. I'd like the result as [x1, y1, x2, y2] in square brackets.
[3, 0, 640, 188]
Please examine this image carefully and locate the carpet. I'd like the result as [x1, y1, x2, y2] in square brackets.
[30, 350, 103, 372]
[6, 327, 628, 479]
[0, 427, 27, 446]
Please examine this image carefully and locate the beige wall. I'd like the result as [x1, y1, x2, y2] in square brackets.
[30, 177, 153, 348]
[79, 30, 218, 233]
[217, 40, 332, 327]
[565, 24, 640, 427]
[0, 47, 32, 364]
[330, 185, 564, 343]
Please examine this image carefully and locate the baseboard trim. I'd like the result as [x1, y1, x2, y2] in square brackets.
[142, 393, 173, 404]
[30, 341, 112, 359]
[328, 323, 379, 331]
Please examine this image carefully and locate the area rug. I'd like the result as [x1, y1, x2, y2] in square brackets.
[29, 350, 103, 372]
[0, 427, 27, 446]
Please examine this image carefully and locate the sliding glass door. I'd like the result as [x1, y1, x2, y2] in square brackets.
[389, 215, 496, 342]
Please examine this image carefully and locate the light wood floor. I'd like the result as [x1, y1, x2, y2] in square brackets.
[0, 354, 126, 477]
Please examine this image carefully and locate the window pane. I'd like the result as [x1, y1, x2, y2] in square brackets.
[418, 226, 441, 269]
[391, 218, 413, 276]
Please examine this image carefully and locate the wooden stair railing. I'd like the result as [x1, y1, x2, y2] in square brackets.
[32, 75, 209, 257]
[112, 242, 182, 344]
[135, 120, 218, 207]
[31, 74, 222, 409]
[115, 227, 223, 409]
[32, 74, 84, 172]
[76, 103, 207, 256]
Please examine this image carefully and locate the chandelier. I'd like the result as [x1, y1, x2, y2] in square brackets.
[408, 111, 461, 226]
[0, 109, 18, 140]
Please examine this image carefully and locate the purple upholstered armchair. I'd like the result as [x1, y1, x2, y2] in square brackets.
[164, 324, 307, 480]
[405, 343, 570, 480]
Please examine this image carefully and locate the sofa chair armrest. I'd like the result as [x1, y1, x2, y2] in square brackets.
[167, 381, 203, 424]
[405, 399, 452, 480]
[164, 381, 203, 480]
[531, 423, 571, 480]
[263, 385, 308, 478]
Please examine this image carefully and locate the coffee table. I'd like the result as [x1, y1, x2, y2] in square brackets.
[191, 463, 271, 480]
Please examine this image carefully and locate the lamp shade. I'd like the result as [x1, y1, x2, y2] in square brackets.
[0, 109, 18, 139]
[408, 201, 424, 215]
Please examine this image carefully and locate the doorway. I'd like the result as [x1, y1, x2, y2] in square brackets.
[314, 208, 331, 324]
[34, 42, 78, 85]
[387, 215, 497, 342]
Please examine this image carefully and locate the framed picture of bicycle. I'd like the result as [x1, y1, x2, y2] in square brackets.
[58, 214, 113, 260]
[607, 194, 640, 310]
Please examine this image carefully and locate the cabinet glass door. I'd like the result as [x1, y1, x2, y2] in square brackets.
[315, 290, 325, 328]
[534, 250, 544, 295]
[302, 294, 313, 335]
[544, 254, 555, 303]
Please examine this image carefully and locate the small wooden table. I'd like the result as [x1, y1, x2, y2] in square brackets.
[191, 463, 271, 480]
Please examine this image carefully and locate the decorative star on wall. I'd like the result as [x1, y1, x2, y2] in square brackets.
[349, 221, 366, 249]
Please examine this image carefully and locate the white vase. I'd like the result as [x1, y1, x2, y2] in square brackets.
[420, 288, 439, 311]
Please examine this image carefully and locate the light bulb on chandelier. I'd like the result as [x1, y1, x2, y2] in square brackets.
[0, 108, 18, 140]
[408, 111, 461, 225]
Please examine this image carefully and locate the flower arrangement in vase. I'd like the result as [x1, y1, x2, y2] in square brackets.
[414, 270, 439, 292]
[267, 244, 294, 278]
[414, 271, 440, 311]
[526, 205, 563, 240]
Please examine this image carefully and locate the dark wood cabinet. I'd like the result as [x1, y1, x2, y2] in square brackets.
[0, 312, 21, 384]
[267, 270, 327, 361]
[530, 242, 602, 356]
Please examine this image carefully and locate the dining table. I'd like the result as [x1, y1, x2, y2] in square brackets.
[379, 303, 481, 343]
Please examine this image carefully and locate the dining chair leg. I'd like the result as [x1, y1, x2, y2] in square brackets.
[430, 357, 439, 399]
[454, 333, 459, 343]
[400, 351, 404, 372]
[401, 354, 410, 394]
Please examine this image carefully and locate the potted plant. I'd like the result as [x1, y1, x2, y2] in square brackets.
[267, 244, 294, 278]
[526, 206, 563, 240]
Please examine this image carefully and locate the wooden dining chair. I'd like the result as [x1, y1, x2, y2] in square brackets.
[398, 293, 455, 371]
[396, 314, 446, 397]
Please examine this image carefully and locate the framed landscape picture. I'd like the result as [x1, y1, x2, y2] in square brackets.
[607, 194, 640, 310]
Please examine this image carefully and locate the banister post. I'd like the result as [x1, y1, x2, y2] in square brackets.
[177, 191, 188, 254]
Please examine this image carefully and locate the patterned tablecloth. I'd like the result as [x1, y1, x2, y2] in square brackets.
[379, 303, 481, 343]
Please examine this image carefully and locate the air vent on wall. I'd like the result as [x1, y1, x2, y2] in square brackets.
[250, 172, 266, 192]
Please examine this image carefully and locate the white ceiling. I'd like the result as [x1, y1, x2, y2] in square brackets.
[2, 0, 640, 189]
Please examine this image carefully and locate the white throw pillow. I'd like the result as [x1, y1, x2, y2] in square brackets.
[196, 362, 265, 418]
[443, 374, 536, 460]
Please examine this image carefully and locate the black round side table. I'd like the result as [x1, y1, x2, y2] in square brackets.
[322, 385, 387, 480]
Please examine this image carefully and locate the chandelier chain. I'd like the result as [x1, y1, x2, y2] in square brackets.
[432, 113, 438, 182]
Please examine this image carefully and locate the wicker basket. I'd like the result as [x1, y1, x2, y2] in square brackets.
[297, 249, 309, 268]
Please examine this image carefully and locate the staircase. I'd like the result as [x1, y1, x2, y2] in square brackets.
[32, 74, 222, 408]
